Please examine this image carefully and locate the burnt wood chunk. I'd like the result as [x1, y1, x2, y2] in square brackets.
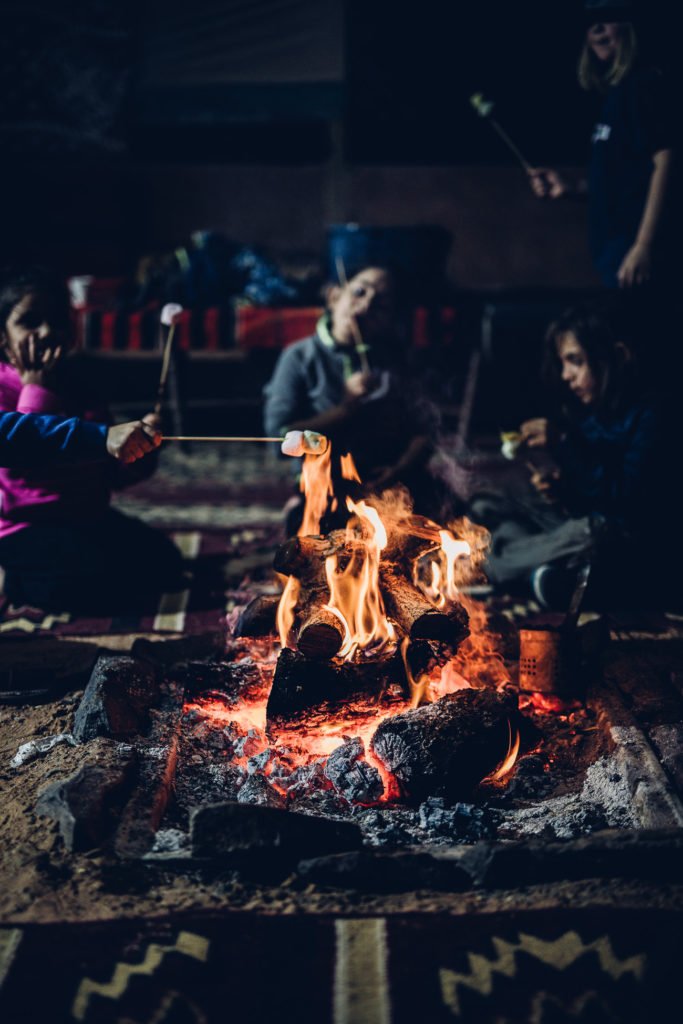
[274, 536, 346, 658]
[190, 801, 362, 860]
[36, 738, 137, 851]
[370, 688, 518, 802]
[267, 648, 400, 723]
[73, 655, 158, 743]
[297, 607, 345, 660]
[324, 738, 384, 804]
[379, 565, 469, 646]
[234, 594, 280, 638]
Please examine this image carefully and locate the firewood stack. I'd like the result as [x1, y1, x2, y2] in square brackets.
[238, 514, 472, 723]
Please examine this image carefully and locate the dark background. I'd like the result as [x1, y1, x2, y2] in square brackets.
[0, 0, 677, 284]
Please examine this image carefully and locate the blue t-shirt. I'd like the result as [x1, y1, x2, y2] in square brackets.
[588, 66, 673, 287]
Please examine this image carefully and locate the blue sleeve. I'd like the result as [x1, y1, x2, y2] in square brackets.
[0, 412, 107, 467]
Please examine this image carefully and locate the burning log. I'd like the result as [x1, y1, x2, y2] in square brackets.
[384, 513, 443, 564]
[380, 564, 469, 645]
[267, 640, 447, 724]
[297, 607, 346, 660]
[267, 647, 397, 722]
[273, 530, 469, 659]
[274, 535, 347, 659]
[370, 687, 518, 802]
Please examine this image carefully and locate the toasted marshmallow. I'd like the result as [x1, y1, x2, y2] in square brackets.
[281, 430, 329, 457]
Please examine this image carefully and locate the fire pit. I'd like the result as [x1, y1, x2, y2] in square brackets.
[27, 447, 683, 870]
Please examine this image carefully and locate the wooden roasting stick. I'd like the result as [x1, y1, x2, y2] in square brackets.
[161, 436, 283, 443]
[335, 255, 371, 376]
[154, 304, 183, 418]
[470, 93, 532, 173]
[161, 430, 330, 455]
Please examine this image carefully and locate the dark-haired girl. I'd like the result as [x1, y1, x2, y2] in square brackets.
[474, 303, 678, 609]
[0, 267, 183, 613]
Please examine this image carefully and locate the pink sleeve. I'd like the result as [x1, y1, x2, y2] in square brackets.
[16, 384, 64, 414]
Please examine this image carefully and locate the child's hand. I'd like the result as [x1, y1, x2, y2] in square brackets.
[344, 371, 374, 402]
[520, 418, 557, 448]
[527, 167, 570, 199]
[106, 420, 161, 464]
[617, 242, 652, 288]
[10, 336, 63, 386]
[529, 466, 561, 502]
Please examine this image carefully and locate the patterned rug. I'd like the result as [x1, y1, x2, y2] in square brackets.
[1, 907, 681, 1023]
[0, 522, 284, 640]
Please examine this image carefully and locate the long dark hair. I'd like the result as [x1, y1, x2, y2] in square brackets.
[543, 301, 640, 418]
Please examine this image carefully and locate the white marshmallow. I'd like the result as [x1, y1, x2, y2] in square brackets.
[160, 303, 184, 327]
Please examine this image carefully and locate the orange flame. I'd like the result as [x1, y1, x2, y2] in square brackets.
[276, 574, 301, 649]
[323, 497, 396, 661]
[299, 446, 333, 537]
[341, 452, 361, 482]
[400, 636, 430, 709]
[488, 720, 521, 782]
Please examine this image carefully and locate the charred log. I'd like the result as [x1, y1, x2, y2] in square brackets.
[233, 594, 279, 638]
[267, 647, 402, 725]
[370, 688, 518, 802]
[380, 565, 469, 646]
[297, 607, 345, 660]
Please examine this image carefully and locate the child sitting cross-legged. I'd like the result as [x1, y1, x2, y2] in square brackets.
[0, 266, 184, 613]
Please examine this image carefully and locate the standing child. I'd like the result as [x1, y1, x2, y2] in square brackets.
[528, 0, 676, 291]
[0, 267, 183, 612]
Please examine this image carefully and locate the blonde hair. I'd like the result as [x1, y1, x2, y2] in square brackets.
[578, 23, 639, 91]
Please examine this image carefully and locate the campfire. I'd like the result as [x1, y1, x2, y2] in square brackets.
[33, 443, 626, 862]
[202, 445, 520, 808]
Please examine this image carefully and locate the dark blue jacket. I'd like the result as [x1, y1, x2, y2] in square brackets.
[0, 412, 106, 468]
[555, 396, 670, 541]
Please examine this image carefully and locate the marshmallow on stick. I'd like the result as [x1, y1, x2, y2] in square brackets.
[470, 93, 531, 172]
[155, 303, 184, 417]
[281, 430, 329, 457]
[160, 430, 329, 456]
[500, 430, 523, 460]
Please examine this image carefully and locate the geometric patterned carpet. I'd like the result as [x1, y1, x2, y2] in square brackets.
[1, 908, 681, 1023]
